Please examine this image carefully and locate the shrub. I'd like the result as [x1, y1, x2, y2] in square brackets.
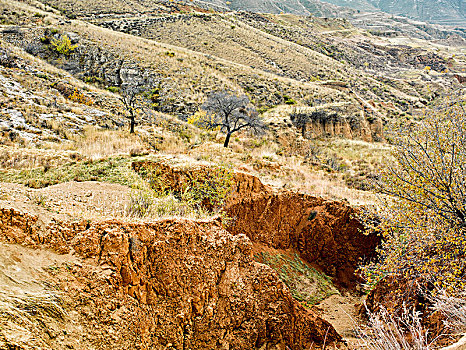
[125, 191, 153, 218]
[136, 163, 234, 212]
[106, 86, 120, 93]
[284, 95, 297, 105]
[50, 35, 77, 56]
[84, 76, 104, 84]
[179, 166, 234, 211]
[360, 101, 466, 294]
[68, 88, 94, 105]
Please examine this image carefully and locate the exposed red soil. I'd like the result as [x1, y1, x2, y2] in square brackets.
[0, 206, 342, 349]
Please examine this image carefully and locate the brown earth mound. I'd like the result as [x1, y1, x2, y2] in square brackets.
[132, 159, 380, 289]
[0, 207, 341, 349]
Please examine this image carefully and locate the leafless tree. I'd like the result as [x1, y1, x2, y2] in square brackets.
[199, 91, 266, 147]
[119, 81, 146, 133]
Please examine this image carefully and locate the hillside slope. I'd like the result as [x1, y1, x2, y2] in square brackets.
[2, 0, 465, 145]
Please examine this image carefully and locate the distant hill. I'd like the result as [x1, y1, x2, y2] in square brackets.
[192, 0, 466, 29]
[327, 0, 465, 27]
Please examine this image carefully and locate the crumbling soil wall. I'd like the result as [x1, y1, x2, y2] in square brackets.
[0, 207, 341, 349]
[227, 172, 380, 288]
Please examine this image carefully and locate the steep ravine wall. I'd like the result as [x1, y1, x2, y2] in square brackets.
[0, 207, 340, 349]
[132, 160, 381, 289]
[227, 172, 380, 288]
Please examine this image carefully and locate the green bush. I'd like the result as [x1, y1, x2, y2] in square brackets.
[283, 95, 297, 105]
[106, 86, 120, 93]
[50, 35, 77, 56]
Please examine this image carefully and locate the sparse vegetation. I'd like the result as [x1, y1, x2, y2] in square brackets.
[0, 0, 465, 348]
[355, 304, 431, 350]
[0, 156, 138, 189]
[125, 190, 154, 218]
[135, 161, 234, 213]
[255, 251, 339, 306]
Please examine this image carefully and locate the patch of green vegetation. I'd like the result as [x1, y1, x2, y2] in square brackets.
[84, 76, 104, 84]
[0, 156, 144, 189]
[254, 252, 339, 307]
[257, 105, 274, 114]
[136, 163, 234, 212]
[106, 86, 120, 93]
[283, 95, 297, 105]
[50, 35, 78, 56]
[35, 73, 49, 80]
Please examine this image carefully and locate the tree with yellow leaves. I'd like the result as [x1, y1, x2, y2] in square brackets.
[361, 100, 466, 294]
[50, 34, 77, 56]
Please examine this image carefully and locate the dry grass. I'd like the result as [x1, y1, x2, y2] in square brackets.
[0, 145, 81, 169]
[159, 132, 380, 205]
[47, 126, 147, 160]
[0, 289, 67, 349]
[0, 290, 66, 322]
[133, 12, 349, 83]
[123, 190, 215, 221]
[0, 0, 416, 210]
[353, 292, 466, 350]
[355, 304, 432, 350]
[0, 243, 72, 349]
[434, 292, 466, 334]
[3, 0, 350, 111]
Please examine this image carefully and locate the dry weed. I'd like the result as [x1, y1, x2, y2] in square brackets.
[355, 304, 432, 350]
[47, 126, 147, 160]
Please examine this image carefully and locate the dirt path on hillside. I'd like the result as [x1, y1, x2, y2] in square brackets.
[316, 294, 365, 348]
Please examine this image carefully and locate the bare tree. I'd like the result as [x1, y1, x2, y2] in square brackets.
[119, 81, 146, 133]
[199, 91, 266, 147]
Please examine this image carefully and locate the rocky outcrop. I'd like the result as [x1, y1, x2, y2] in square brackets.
[0, 207, 341, 349]
[289, 108, 383, 142]
[96, 14, 204, 37]
[132, 159, 381, 289]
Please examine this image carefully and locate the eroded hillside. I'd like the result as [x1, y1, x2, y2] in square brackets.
[2, 0, 464, 130]
[0, 0, 465, 348]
